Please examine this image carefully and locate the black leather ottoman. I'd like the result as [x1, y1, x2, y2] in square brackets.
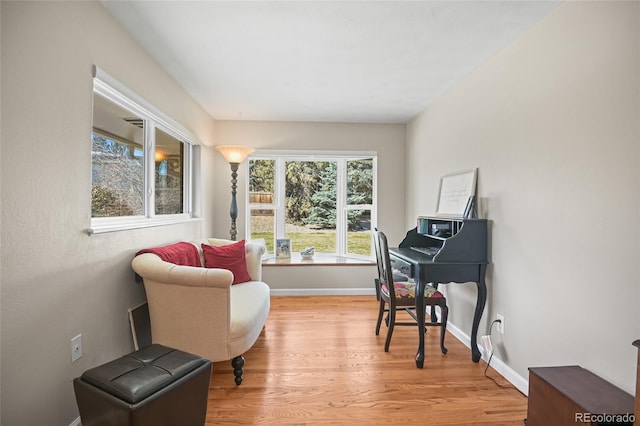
[73, 344, 212, 426]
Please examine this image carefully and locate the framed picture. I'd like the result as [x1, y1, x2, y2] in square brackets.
[276, 238, 291, 259]
[435, 168, 478, 218]
[127, 302, 151, 351]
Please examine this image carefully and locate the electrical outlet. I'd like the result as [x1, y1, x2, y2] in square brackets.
[71, 334, 83, 362]
[496, 314, 505, 335]
[480, 335, 493, 354]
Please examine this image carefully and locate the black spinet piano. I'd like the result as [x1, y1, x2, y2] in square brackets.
[389, 216, 488, 367]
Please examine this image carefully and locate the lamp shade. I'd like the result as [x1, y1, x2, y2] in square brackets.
[216, 145, 255, 164]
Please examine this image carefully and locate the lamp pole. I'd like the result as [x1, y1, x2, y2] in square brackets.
[215, 145, 255, 242]
[229, 162, 240, 241]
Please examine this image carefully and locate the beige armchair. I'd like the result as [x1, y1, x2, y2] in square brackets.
[131, 238, 270, 385]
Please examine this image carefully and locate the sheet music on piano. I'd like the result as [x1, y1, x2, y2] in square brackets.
[435, 168, 477, 218]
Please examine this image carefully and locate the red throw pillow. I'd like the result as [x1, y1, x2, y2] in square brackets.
[201, 240, 252, 284]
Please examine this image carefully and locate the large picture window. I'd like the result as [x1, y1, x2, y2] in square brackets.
[90, 67, 200, 234]
[247, 151, 376, 259]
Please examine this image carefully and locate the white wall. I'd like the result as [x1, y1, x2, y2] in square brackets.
[406, 1, 639, 393]
[1, 2, 217, 425]
[213, 120, 406, 292]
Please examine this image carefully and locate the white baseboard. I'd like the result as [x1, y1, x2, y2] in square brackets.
[446, 321, 529, 395]
[69, 417, 81, 426]
[270, 288, 376, 296]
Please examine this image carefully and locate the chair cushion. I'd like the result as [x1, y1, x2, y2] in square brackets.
[228, 281, 271, 357]
[201, 240, 251, 284]
[382, 281, 443, 299]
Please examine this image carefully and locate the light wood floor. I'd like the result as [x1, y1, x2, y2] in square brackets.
[207, 296, 527, 425]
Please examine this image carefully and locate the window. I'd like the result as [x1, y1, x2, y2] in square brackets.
[90, 67, 200, 234]
[247, 151, 376, 259]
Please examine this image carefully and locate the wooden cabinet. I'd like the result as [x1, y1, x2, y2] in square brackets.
[527, 366, 634, 426]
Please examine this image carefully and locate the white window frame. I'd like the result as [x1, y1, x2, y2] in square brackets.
[245, 150, 377, 260]
[89, 66, 201, 235]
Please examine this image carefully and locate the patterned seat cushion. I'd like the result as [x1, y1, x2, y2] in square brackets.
[382, 281, 443, 299]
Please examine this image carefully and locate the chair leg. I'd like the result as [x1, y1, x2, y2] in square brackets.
[384, 307, 396, 352]
[231, 355, 244, 385]
[376, 299, 385, 335]
[439, 305, 448, 355]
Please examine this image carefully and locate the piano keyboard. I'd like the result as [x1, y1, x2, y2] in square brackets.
[410, 246, 439, 256]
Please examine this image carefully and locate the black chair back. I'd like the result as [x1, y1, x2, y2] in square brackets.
[374, 229, 397, 304]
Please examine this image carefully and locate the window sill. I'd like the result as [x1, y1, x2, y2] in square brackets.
[262, 253, 375, 266]
[88, 217, 202, 235]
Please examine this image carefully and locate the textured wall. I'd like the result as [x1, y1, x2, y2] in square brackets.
[1, 2, 217, 424]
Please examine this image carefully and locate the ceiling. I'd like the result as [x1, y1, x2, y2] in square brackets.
[104, 1, 560, 124]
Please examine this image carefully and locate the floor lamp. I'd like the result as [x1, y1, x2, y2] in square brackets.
[216, 145, 255, 241]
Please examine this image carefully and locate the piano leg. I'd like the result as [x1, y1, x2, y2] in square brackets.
[470, 264, 488, 363]
[415, 265, 487, 366]
[431, 283, 438, 322]
[415, 279, 426, 368]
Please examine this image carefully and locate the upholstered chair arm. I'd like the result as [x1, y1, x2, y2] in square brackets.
[131, 253, 235, 361]
[132, 253, 234, 288]
[244, 241, 265, 282]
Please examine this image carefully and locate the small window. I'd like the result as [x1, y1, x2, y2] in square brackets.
[346, 158, 374, 257]
[154, 128, 185, 215]
[90, 67, 199, 234]
[248, 159, 276, 253]
[91, 94, 145, 218]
